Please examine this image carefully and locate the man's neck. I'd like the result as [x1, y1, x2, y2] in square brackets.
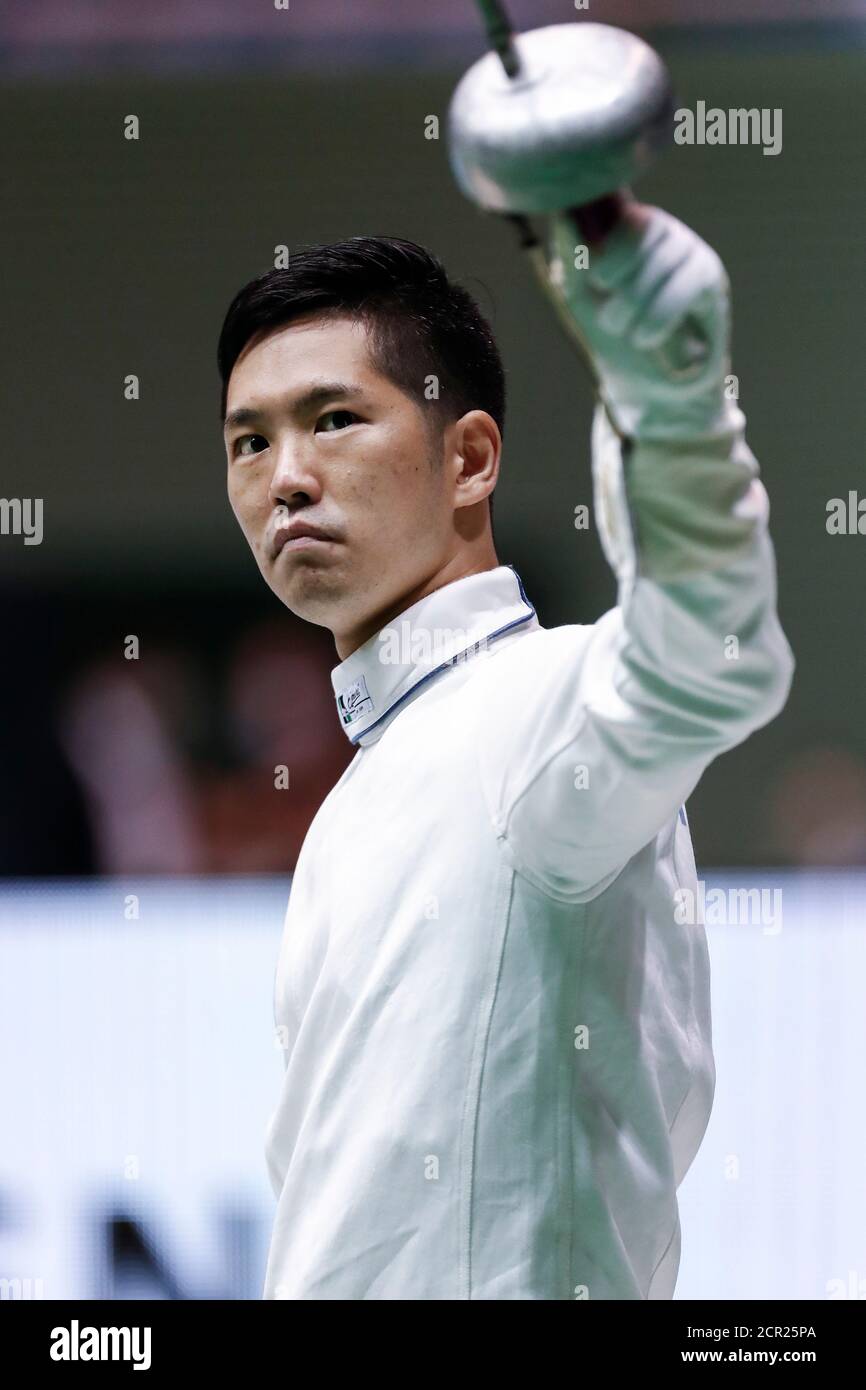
[334, 552, 499, 661]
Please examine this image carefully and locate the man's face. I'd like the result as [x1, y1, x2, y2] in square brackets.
[225, 315, 481, 656]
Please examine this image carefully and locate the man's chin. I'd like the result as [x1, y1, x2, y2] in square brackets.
[269, 563, 345, 626]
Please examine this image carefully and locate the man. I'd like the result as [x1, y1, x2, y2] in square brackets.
[218, 201, 793, 1299]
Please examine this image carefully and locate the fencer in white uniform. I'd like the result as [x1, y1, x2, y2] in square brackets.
[259, 207, 794, 1299]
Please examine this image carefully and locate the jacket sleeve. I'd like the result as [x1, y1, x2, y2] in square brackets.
[477, 396, 795, 902]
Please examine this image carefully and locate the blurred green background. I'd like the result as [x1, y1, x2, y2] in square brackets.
[2, 15, 864, 872]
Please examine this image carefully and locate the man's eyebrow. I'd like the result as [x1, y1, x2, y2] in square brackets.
[223, 381, 367, 434]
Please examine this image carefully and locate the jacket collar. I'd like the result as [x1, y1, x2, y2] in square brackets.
[331, 563, 537, 747]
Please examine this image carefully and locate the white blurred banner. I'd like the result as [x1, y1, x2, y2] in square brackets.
[0, 872, 863, 1300]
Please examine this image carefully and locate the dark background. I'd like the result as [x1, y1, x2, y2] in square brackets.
[2, 0, 864, 873]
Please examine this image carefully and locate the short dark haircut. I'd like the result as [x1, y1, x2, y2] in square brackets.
[217, 236, 506, 518]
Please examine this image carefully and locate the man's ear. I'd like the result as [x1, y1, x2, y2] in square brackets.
[451, 410, 500, 511]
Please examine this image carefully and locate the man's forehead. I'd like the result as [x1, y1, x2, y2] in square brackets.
[241, 313, 370, 365]
[227, 314, 376, 403]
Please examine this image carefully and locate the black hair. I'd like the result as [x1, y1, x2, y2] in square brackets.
[217, 236, 505, 520]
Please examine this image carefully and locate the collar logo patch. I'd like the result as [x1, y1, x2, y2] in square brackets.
[336, 674, 375, 727]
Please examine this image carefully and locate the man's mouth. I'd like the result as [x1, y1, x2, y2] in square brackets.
[272, 523, 339, 559]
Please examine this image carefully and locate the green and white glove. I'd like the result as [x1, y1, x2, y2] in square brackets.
[547, 202, 738, 444]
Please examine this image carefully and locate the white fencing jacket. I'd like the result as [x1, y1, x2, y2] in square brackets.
[263, 400, 794, 1300]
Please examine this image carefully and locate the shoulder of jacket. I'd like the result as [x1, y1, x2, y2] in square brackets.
[462, 619, 598, 722]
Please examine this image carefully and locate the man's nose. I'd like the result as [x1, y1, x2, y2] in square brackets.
[267, 441, 322, 509]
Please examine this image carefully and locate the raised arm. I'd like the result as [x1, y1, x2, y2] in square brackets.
[477, 203, 795, 901]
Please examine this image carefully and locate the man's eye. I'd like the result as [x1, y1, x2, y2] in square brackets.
[316, 410, 358, 433]
[236, 434, 269, 457]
